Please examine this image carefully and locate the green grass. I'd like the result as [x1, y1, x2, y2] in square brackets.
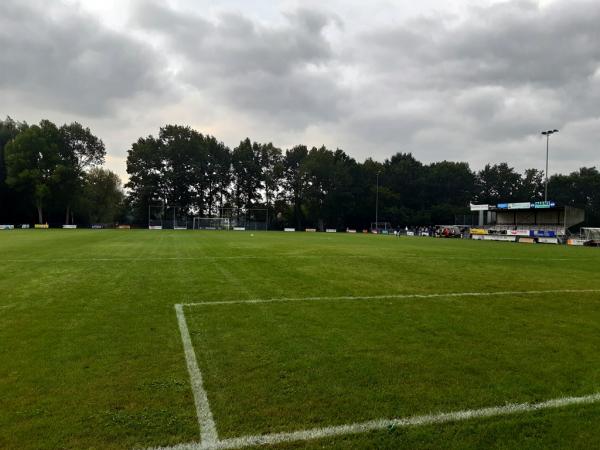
[1, 230, 600, 449]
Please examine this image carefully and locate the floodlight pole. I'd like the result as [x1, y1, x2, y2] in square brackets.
[375, 171, 380, 231]
[541, 129, 558, 201]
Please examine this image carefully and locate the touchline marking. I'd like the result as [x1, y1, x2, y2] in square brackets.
[175, 304, 219, 445]
[1, 254, 586, 263]
[182, 288, 600, 307]
[145, 392, 600, 450]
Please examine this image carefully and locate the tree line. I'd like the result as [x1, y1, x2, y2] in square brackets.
[1, 118, 599, 228]
[0, 117, 124, 225]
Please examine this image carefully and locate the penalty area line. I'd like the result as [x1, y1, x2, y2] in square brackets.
[175, 304, 219, 445]
[144, 392, 600, 450]
[181, 288, 600, 307]
[161, 292, 600, 450]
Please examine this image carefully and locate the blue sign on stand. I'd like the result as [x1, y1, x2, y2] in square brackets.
[533, 201, 556, 209]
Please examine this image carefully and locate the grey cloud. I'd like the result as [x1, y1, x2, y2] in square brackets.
[137, 4, 336, 75]
[333, 0, 600, 168]
[134, 2, 344, 127]
[359, 1, 600, 90]
[3, 0, 598, 177]
[0, 0, 167, 116]
[134, 0, 597, 169]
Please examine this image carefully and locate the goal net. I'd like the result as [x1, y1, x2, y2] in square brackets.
[170, 206, 189, 230]
[219, 207, 268, 231]
[148, 203, 165, 229]
[193, 217, 232, 230]
[582, 228, 600, 241]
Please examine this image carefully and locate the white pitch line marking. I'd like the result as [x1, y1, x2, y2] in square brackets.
[1, 255, 588, 263]
[151, 291, 600, 450]
[175, 304, 219, 445]
[144, 392, 600, 450]
[182, 288, 600, 307]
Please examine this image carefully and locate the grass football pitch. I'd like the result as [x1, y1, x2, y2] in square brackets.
[1, 230, 600, 450]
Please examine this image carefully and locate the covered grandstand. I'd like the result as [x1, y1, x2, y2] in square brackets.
[469, 201, 584, 244]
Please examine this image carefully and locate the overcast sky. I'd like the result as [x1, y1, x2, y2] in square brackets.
[2, 0, 599, 182]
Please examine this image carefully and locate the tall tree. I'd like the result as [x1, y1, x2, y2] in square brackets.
[82, 168, 124, 224]
[4, 120, 63, 223]
[518, 168, 545, 201]
[231, 138, 262, 212]
[260, 142, 283, 227]
[202, 136, 231, 216]
[57, 122, 106, 224]
[301, 147, 358, 229]
[159, 125, 203, 214]
[476, 163, 522, 204]
[302, 146, 335, 229]
[550, 167, 600, 225]
[0, 117, 27, 223]
[126, 135, 164, 223]
[282, 145, 309, 228]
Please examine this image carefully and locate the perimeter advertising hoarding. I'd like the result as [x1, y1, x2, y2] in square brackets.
[538, 237, 559, 244]
[507, 229, 531, 236]
[470, 228, 488, 235]
[469, 204, 489, 211]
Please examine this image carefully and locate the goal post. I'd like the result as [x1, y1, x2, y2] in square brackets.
[582, 227, 600, 244]
[218, 207, 268, 231]
[192, 217, 232, 230]
[170, 206, 189, 230]
[191, 207, 269, 231]
[148, 202, 165, 229]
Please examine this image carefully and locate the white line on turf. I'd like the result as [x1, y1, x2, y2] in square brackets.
[175, 304, 219, 445]
[181, 289, 600, 307]
[1, 255, 586, 263]
[154, 293, 600, 450]
[144, 392, 600, 450]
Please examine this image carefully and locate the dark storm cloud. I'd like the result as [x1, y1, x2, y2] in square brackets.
[134, 2, 344, 127]
[0, 0, 166, 115]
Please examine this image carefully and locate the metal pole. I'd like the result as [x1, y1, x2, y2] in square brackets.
[375, 172, 379, 231]
[545, 133, 549, 201]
